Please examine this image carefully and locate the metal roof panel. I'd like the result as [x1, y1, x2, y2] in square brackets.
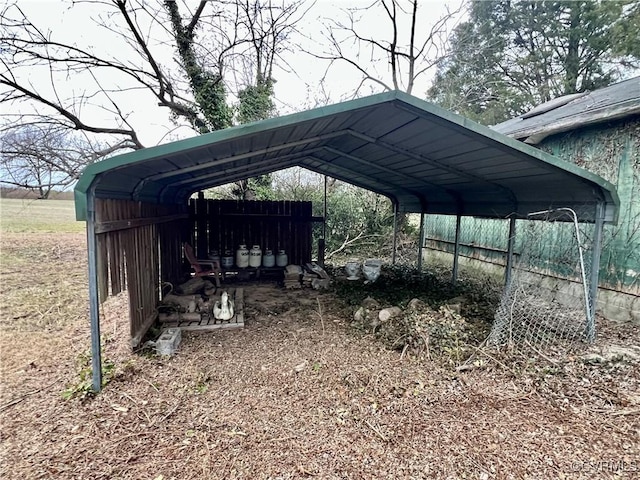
[75, 91, 618, 224]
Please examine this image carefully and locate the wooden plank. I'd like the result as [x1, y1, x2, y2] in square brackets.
[95, 214, 188, 234]
[169, 322, 243, 331]
[187, 198, 314, 267]
[235, 287, 244, 325]
[96, 235, 108, 302]
[107, 232, 119, 294]
[196, 194, 208, 258]
[131, 311, 158, 348]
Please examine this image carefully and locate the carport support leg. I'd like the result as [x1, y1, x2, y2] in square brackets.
[451, 214, 461, 285]
[417, 213, 425, 271]
[320, 175, 327, 267]
[392, 202, 398, 265]
[87, 191, 102, 392]
[505, 216, 516, 288]
[587, 202, 605, 343]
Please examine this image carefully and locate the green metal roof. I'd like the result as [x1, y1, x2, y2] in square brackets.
[75, 91, 618, 223]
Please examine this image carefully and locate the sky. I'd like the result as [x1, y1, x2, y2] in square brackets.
[2, 0, 463, 148]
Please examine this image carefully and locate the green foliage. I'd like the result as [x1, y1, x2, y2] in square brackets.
[164, 1, 233, 132]
[62, 348, 116, 400]
[237, 79, 276, 124]
[270, 170, 395, 258]
[233, 78, 277, 198]
[229, 175, 276, 200]
[429, 0, 640, 125]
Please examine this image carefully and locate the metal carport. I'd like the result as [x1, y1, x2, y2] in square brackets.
[75, 91, 619, 391]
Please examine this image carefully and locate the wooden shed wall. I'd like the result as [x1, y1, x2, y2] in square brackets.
[189, 199, 315, 266]
[94, 199, 187, 345]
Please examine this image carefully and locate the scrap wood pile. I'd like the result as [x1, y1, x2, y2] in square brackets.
[157, 277, 238, 323]
[284, 263, 330, 290]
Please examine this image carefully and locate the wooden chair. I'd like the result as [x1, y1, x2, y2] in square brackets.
[183, 242, 222, 287]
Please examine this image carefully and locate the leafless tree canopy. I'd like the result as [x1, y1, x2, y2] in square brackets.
[313, 0, 463, 97]
[0, 125, 114, 198]
[0, 0, 308, 195]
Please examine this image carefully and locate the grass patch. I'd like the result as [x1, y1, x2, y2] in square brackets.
[0, 232, 88, 331]
[0, 198, 84, 233]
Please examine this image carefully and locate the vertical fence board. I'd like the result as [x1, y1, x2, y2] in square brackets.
[94, 198, 186, 346]
[188, 199, 313, 265]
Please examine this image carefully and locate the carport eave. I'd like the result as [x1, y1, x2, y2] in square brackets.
[74, 91, 405, 221]
[392, 93, 620, 214]
[74, 90, 619, 223]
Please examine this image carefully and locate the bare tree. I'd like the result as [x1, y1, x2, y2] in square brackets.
[0, 125, 118, 198]
[313, 0, 463, 97]
[0, 0, 307, 172]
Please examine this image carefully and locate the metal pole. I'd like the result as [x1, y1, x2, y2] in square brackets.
[417, 213, 425, 271]
[323, 175, 327, 240]
[87, 186, 103, 392]
[452, 214, 462, 284]
[529, 207, 593, 340]
[587, 202, 605, 343]
[505, 216, 517, 288]
[319, 175, 328, 266]
[392, 202, 398, 265]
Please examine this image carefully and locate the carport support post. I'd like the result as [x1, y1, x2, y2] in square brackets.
[320, 175, 327, 266]
[451, 214, 462, 285]
[392, 202, 398, 265]
[417, 213, 425, 271]
[587, 202, 605, 343]
[505, 216, 517, 288]
[323, 175, 327, 240]
[87, 189, 102, 392]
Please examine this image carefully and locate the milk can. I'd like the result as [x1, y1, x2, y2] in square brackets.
[221, 250, 234, 269]
[236, 244, 249, 268]
[249, 245, 262, 268]
[262, 249, 275, 267]
[276, 249, 288, 267]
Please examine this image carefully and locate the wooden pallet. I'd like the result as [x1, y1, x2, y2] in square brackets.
[159, 288, 244, 331]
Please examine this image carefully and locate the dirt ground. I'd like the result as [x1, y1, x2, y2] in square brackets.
[1, 229, 639, 479]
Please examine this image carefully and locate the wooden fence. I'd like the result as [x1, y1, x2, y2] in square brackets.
[91, 198, 319, 347]
[188, 198, 317, 266]
[94, 199, 187, 345]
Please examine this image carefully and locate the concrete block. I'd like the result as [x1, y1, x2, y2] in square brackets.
[155, 328, 182, 355]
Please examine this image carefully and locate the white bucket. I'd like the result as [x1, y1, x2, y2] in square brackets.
[362, 259, 382, 283]
[345, 260, 360, 280]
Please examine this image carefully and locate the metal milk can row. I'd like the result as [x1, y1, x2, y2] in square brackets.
[231, 245, 288, 268]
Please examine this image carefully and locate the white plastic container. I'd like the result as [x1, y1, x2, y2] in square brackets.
[362, 259, 382, 283]
[249, 245, 262, 268]
[345, 260, 360, 280]
[263, 249, 275, 267]
[276, 249, 288, 267]
[221, 250, 234, 269]
[236, 244, 249, 268]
